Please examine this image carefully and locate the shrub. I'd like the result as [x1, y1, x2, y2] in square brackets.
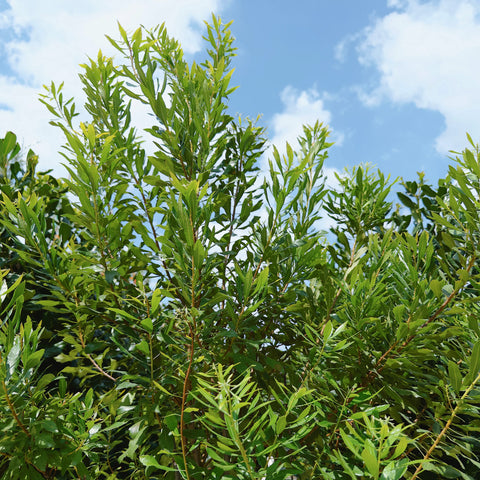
[1, 16, 480, 479]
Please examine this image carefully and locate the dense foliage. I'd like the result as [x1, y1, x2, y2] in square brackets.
[1, 16, 480, 479]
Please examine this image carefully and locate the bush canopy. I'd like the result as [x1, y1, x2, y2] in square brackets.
[1, 15, 480, 480]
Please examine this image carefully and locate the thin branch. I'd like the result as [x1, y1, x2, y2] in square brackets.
[410, 368, 480, 480]
[321, 237, 358, 334]
[78, 330, 116, 382]
[1, 377, 30, 437]
[180, 319, 194, 480]
[363, 255, 476, 385]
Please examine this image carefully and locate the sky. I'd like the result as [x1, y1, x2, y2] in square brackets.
[1, 0, 480, 188]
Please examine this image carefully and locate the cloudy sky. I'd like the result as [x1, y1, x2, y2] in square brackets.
[1, 0, 479, 186]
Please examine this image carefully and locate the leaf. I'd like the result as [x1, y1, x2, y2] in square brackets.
[24, 349, 44, 370]
[470, 340, 480, 376]
[6, 339, 21, 379]
[392, 437, 409, 459]
[361, 445, 379, 478]
[164, 414, 179, 432]
[117, 22, 129, 43]
[120, 422, 147, 462]
[254, 266, 269, 295]
[58, 377, 67, 397]
[448, 360, 462, 393]
[40, 419, 58, 433]
[339, 429, 360, 459]
[151, 289, 162, 315]
[36, 432, 55, 448]
[140, 318, 153, 334]
[322, 321, 333, 341]
[109, 308, 141, 322]
[206, 446, 229, 465]
[33, 450, 48, 472]
[275, 415, 287, 435]
[0, 279, 7, 304]
[139, 455, 162, 469]
[430, 279, 443, 298]
[135, 340, 150, 356]
[422, 461, 466, 478]
[397, 192, 416, 209]
[153, 381, 174, 396]
[466, 132, 475, 148]
[380, 459, 409, 480]
[117, 381, 139, 389]
[84, 388, 94, 409]
[36, 374, 55, 391]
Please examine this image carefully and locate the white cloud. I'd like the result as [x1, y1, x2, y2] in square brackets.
[0, 0, 226, 175]
[335, 32, 361, 63]
[387, 0, 408, 7]
[270, 86, 334, 149]
[268, 86, 342, 187]
[357, 0, 480, 153]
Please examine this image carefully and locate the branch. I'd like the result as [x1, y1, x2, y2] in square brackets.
[363, 255, 476, 385]
[1, 379, 30, 437]
[410, 368, 480, 480]
[180, 319, 194, 480]
[78, 330, 116, 382]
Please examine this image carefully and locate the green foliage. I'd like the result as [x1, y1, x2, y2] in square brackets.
[2, 15, 480, 479]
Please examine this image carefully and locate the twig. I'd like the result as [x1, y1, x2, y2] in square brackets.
[78, 330, 116, 382]
[363, 255, 475, 385]
[410, 369, 480, 480]
[1, 378, 30, 437]
[180, 320, 194, 480]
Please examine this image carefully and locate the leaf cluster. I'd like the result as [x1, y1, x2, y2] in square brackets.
[1, 16, 480, 479]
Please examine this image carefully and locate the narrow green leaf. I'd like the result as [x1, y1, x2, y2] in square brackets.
[392, 437, 409, 459]
[139, 455, 162, 469]
[136, 340, 150, 356]
[254, 266, 269, 294]
[430, 279, 443, 298]
[24, 349, 44, 370]
[140, 318, 153, 334]
[380, 459, 409, 480]
[323, 321, 333, 341]
[470, 340, 480, 376]
[448, 360, 462, 393]
[275, 415, 287, 435]
[339, 429, 360, 459]
[361, 446, 379, 478]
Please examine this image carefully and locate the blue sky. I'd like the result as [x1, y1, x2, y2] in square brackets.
[0, 0, 479, 187]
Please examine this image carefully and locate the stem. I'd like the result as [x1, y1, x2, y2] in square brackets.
[180, 218, 199, 480]
[221, 160, 243, 310]
[78, 330, 115, 382]
[300, 238, 359, 384]
[86, 353, 116, 382]
[410, 368, 480, 480]
[131, 172, 177, 290]
[148, 333, 154, 384]
[26, 458, 50, 479]
[321, 237, 358, 334]
[329, 386, 356, 448]
[180, 320, 194, 480]
[363, 255, 475, 384]
[231, 200, 281, 340]
[0, 373, 30, 437]
[225, 396, 256, 479]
